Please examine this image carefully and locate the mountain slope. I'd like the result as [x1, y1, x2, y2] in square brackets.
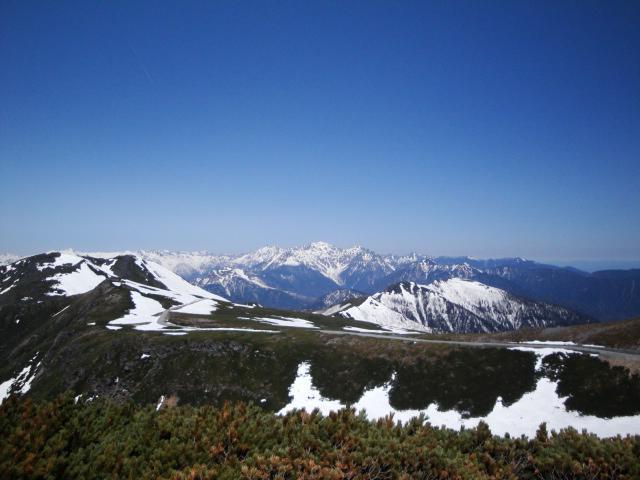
[0, 251, 240, 404]
[193, 267, 313, 309]
[0, 251, 229, 354]
[328, 279, 592, 334]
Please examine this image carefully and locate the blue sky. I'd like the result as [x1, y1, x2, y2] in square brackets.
[1, 1, 639, 265]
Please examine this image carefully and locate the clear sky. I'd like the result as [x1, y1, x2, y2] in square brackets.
[1, 1, 639, 264]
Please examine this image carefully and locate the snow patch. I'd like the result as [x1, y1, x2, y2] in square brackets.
[343, 325, 414, 335]
[109, 292, 166, 329]
[251, 316, 318, 329]
[0, 354, 41, 404]
[171, 299, 218, 315]
[38, 252, 83, 270]
[278, 362, 344, 415]
[107, 291, 275, 335]
[46, 262, 106, 296]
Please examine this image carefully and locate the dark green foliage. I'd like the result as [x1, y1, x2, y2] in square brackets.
[1, 395, 639, 479]
[390, 348, 538, 417]
[309, 349, 395, 404]
[543, 353, 640, 417]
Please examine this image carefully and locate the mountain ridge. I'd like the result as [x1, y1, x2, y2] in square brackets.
[322, 279, 592, 334]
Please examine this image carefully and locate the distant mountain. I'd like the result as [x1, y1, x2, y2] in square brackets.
[476, 265, 640, 321]
[137, 242, 403, 308]
[43, 243, 640, 321]
[322, 279, 592, 334]
[373, 259, 479, 290]
[308, 288, 366, 311]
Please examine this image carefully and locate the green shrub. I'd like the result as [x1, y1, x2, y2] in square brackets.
[0, 394, 638, 479]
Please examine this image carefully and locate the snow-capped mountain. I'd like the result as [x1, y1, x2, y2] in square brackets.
[326, 279, 591, 334]
[228, 242, 396, 287]
[134, 242, 416, 308]
[138, 250, 231, 278]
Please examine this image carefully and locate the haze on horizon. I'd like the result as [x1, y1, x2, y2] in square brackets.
[1, 2, 639, 264]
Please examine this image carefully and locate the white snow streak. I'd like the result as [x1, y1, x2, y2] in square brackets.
[51, 305, 71, 317]
[343, 326, 414, 335]
[251, 316, 318, 329]
[0, 283, 16, 295]
[171, 299, 218, 315]
[109, 292, 165, 329]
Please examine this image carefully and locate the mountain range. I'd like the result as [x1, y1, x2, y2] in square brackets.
[124, 242, 639, 322]
[4, 242, 640, 324]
